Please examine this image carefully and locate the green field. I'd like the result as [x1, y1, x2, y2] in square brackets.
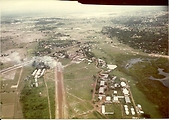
[64, 61, 99, 100]
[45, 69, 55, 118]
[19, 67, 52, 119]
[107, 103, 122, 118]
[64, 61, 100, 118]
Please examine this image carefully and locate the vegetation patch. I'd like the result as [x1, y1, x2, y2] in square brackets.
[20, 77, 50, 118]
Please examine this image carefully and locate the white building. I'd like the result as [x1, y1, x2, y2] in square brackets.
[32, 69, 37, 76]
[35, 82, 38, 87]
[107, 64, 117, 70]
[121, 81, 127, 87]
[113, 96, 119, 103]
[124, 96, 131, 103]
[102, 105, 105, 114]
[99, 87, 105, 94]
[114, 90, 117, 94]
[40, 69, 45, 76]
[100, 81, 105, 86]
[106, 96, 111, 101]
[122, 88, 129, 95]
[131, 108, 135, 115]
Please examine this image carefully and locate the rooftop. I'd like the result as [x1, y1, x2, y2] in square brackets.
[107, 64, 117, 70]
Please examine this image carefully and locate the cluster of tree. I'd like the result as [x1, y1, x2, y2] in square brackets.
[32, 61, 50, 69]
[34, 40, 74, 56]
[85, 51, 95, 59]
[36, 20, 56, 25]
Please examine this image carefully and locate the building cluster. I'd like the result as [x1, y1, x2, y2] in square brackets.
[68, 49, 85, 64]
[97, 58, 107, 68]
[92, 58, 145, 117]
[31, 68, 45, 87]
[52, 51, 68, 58]
[136, 104, 144, 114]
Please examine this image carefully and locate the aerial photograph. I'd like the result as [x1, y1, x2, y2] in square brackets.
[0, 0, 168, 119]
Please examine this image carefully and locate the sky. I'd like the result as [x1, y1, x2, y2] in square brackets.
[0, 0, 167, 17]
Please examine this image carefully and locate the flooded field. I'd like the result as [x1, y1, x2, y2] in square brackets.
[149, 68, 169, 87]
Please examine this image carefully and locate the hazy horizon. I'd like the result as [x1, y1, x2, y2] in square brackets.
[0, 1, 167, 18]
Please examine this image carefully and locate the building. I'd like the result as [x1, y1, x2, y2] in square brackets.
[125, 110, 129, 115]
[131, 108, 135, 115]
[107, 64, 117, 70]
[32, 69, 37, 76]
[101, 105, 105, 114]
[121, 81, 127, 87]
[100, 81, 105, 87]
[35, 82, 38, 87]
[113, 96, 119, 103]
[36, 69, 41, 76]
[99, 87, 105, 94]
[35, 78, 37, 82]
[100, 74, 109, 80]
[124, 105, 129, 115]
[40, 69, 45, 76]
[137, 104, 142, 110]
[124, 95, 131, 104]
[120, 77, 127, 81]
[114, 90, 117, 94]
[122, 88, 129, 95]
[114, 83, 120, 88]
[112, 76, 117, 81]
[98, 96, 102, 100]
[106, 96, 111, 102]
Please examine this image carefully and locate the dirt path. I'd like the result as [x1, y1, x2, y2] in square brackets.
[148, 53, 169, 59]
[13, 67, 23, 118]
[16, 67, 23, 88]
[55, 62, 67, 119]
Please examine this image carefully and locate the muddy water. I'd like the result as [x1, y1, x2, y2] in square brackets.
[149, 68, 169, 87]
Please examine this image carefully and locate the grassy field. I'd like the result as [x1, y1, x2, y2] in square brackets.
[64, 61, 99, 100]
[112, 68, 162, 118]
[20, 71, 50, 118]
[107, 103, 122, 118]
[111, 65, 163, 118]
[45, 69, 55, 118]
[63, 61, 100, 118]
[1, 93, 15, 118]
[105, 104, 114, 112]
[0, 66, 32, 119]
[26, 42, 38, 58]
[59, 58, 71, 66]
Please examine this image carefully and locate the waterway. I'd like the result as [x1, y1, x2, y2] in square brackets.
[149, 68, 169, 88]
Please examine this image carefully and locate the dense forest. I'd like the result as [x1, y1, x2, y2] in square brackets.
[102, 12, 168, 55]
[101, 26, 168, 55]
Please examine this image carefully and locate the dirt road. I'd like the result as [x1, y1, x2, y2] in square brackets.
[55, 62, 67, 119]
[0, 60, 32, 74]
